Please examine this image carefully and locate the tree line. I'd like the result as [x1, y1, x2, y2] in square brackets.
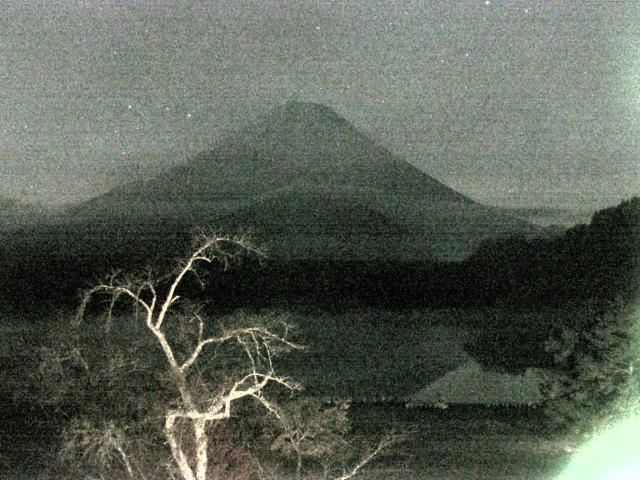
[1, 198, 638, 312]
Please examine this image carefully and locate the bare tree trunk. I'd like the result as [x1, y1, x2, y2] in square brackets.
[296, 449, 303, 480]
[194, 417, 208, 480]
[115, 444, 135, 479]
[76, 236, 300, 480]
[165, 414, 197, 480]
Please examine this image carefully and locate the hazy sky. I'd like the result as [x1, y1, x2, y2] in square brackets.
[1, 0, 639, 208]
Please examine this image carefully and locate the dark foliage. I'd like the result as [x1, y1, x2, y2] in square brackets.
[465, 197, 640, 306]
[539, 298, 639, 433]
[1, 198, 637, 314]
[467, 198, 640, 373]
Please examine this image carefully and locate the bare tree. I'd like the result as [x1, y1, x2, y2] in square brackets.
[271, 398, 350, 479]
[332, 433, 408, 480]
[270, 397, 412, 480]
[76, 234, 302, 480]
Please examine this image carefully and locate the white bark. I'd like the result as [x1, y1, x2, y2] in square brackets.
[194, 417, 208, 480]
[165, 414, 196, 480]
[333, 436, 392, 480]
[78, 235, 299, 480]
[114, 443, 136, 480]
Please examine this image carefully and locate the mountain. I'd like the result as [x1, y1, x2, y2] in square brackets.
[408, 359, 541, 406]
[0, 196, 49, 231]
[492, 206, 595, 228]
[64, 101, 533, 262]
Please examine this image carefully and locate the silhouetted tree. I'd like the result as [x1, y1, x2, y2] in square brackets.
[540, 298, 639, 434]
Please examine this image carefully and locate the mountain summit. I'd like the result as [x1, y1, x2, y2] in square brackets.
[269, 101, 350, 126]
[70, 102, 531, 261]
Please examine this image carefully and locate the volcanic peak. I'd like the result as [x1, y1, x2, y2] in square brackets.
[268, 101, 349, 128]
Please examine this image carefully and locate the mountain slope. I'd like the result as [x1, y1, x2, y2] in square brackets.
[66, 101, 532, 261]
[0, 196, 49, 231]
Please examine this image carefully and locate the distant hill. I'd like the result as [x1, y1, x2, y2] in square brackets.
[491, 206, 594, 228]
[409, 359, 541, 406]
[64, 101, 533, 262]
[0, 196, 48, 230]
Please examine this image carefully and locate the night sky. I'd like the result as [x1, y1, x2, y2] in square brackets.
[1, 0, 638, 208]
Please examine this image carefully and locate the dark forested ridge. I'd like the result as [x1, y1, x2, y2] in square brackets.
[1, 198, 637, 312]
[464, 197, 640, 380]
[178, 197, 640, 311]
[464, 197, 640, 306]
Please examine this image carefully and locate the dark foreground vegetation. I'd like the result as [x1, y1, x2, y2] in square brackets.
[1, 311, 578, 480]
[0, 198, 638, 478]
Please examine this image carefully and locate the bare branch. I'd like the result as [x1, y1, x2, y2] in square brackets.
[165, 414, 197, 480]
[250, 391, 286, 423]
[238, 334, 258, 380]
[226, 371, 300, 405]
[105, 289, 123, 332]
[333, 431, 411, 480]
[74, 233, 307, 480]
[179, 336, 229, 372]
[137, 280, 157, 313]
[155, 235, 261, 330]
[195, 311, 204, 345]
[180, 324, 302, 373]
[76, 282, 152, 328]
[191, 256, 213, 264]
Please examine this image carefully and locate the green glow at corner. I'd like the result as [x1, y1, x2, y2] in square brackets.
[556, 415, 640, 480]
